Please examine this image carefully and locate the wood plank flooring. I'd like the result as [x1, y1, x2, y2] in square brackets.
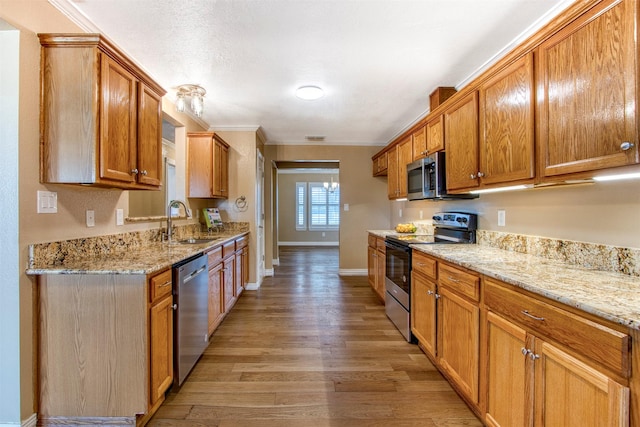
[149, 246, 482, 426]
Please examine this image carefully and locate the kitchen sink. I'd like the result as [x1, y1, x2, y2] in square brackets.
[177, 238, 218, 244]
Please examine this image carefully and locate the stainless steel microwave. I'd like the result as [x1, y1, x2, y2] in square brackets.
[406, 152, 478, 201]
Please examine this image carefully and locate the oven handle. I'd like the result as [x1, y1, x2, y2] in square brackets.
[385, 240, 411, 252]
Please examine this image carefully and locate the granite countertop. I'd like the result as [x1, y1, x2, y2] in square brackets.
[26, 231, 248, 276]
[411, 244, 640, 330]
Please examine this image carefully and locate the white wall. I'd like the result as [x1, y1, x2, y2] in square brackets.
[0, 24, 22, 426]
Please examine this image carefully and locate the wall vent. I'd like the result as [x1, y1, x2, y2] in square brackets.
[305, 135, 325, 142]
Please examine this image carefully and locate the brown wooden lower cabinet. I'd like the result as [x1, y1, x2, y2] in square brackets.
[206, 234, 250, 337]
[410, 251, 633, 426]
[367, 233, 386, 302]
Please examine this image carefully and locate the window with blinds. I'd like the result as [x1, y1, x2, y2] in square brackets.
[295, 181, 340, 231]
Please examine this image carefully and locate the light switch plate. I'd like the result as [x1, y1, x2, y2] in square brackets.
[37, 191, 57, 214]
[343, 203, 349, 211]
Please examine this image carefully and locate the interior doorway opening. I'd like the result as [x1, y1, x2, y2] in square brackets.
[272, 161, 340, 269]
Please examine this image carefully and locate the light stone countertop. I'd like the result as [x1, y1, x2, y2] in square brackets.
[411, 243, 640, 330]
[26, 232, 248, 276]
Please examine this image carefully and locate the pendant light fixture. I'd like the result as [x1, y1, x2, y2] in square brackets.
[175, 84, 206, 117]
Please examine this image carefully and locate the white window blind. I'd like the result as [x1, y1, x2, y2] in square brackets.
[309, 182, 339, 230]
[295, 182, 306, 230]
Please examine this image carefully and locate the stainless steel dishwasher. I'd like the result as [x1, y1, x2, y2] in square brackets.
[173, 253, 209, 386]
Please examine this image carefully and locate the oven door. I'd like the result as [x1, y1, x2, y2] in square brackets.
[384, 240, 410, 309]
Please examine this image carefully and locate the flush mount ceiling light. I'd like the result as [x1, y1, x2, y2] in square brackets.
[175, 84, 206, 117]
[296, 85, 324, 100]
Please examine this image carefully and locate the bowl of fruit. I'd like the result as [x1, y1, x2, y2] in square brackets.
[395, 223, 417, 233]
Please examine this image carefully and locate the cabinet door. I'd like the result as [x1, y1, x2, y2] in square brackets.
[213, 139, 229, 198]
[397, 136, 413, 199]
[537, 0, 639, 178]
[187, 134, 214, 197]
[149, 294, 173, 407]
[411, 272, 437, 358]
[534, 340, 629, 427]
[486, 312, 532, 427]
[412, 125, 427, 161]
[137, 83, 163, 187]
[426, 115, 445, 154]
[438, 286, 480, 404]
[208, 262, 224, 335]
[99, 54, 137, 184]
[223, 257, 235, 311]
[375, 248, 386, 302]
[367, 245, 377, 289]
[445, 92, 479, 192]
[480, 54, 535, 186]
[387, 147, 399, 199]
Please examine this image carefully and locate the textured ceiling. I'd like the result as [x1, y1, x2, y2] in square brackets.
[59, 0, 572, 145]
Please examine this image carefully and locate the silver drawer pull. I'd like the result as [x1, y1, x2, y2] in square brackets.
[521, 310, 544, 321]
[620, 141, 635, 151]
[159, 281, 172, 288]
[447, 276, 461, 283]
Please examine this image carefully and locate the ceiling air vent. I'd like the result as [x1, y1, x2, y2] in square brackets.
[305, 135, 325, 142]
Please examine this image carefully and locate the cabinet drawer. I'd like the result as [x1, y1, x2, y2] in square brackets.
[438, 263, 480, 302]
[376, 237, 386, 252]
[222, 240, 236, 259]
[412, 251, 437, 280]
[368, 234, 377, 248]
[207, 245, 222, 266]
[235, 235, 248, 250]
[149, 269, 172, 302]
[484, 278, 630, 378]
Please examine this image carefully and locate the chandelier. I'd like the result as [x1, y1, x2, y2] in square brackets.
[323, 176, 339, 193]
[175, 84, 206, 117]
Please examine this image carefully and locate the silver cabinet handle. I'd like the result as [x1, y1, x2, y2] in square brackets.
[521, 347, 528, 356]
[470, 173, 477, 179]
[621, 142, 635, 151]
[140, 170, 148, 175]
[447, 276, 461, 283]
[529, 352, 540, 361]
[434, 293, 440, 300]
[159, 281, 171, 288]
[131, 168, 139, 174]
[171, 303, 177, 310]
[477, 172, 485, 177]
[521, 310, 544, 321]
[427, 290, 434, 296]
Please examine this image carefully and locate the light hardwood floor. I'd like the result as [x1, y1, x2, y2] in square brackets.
[149, 246, 482, 426]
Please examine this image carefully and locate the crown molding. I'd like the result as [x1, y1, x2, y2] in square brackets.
[48, 0, 100, 32]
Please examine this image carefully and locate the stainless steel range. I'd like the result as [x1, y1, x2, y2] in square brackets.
[384, 212, 477, 342]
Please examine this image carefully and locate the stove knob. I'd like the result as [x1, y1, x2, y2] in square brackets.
[432, 215, 441, 221]
[457, 217, 468, 223]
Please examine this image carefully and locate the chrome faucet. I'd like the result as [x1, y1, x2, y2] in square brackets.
[166, 199, 191, 243]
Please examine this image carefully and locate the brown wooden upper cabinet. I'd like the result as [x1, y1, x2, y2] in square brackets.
[39, 34, 165, 189]
[536, 0, 639, 179]
[412, 124, 427, 161]
[387, 136, 413, 199]
[426, 115, 445, 155]
[187, 132, 230, 198]
[444, 92, 480, 192]
[479, 53, 535, 188]
[372, 152, 388, 176]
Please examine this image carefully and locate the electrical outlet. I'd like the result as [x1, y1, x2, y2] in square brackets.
[498, 209, 506, 227]
[399, 209, 403, 218]
[86, 210, 95, 227]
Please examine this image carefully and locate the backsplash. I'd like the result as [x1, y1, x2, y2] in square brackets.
[29, 222, 250, 268]
[477, 230, 640, 277]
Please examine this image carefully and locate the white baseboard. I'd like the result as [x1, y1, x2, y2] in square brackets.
[0, 413, 38, 427]
[272, 258, 279, 266]
[278, 241, 339, 247]
[338, 269, 367, 276]
[244, 281, 259, 291]
[265, 268, 274, 277]
[23, 414, 37, 427]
